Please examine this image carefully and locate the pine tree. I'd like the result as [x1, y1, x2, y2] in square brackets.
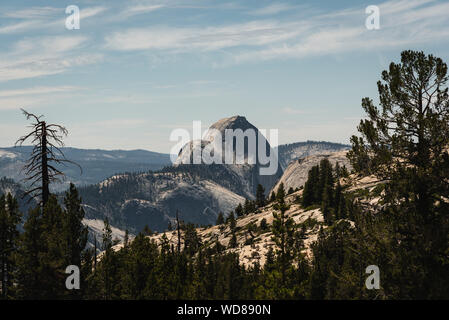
[264, 247, 276, 272]
[341, 165, 349, 177]
[100, 218, 114, 299]
[16, 196, 67, 299]
[227, 211, 236, 231]
[335, 162, 341, 179]
[306, 165, 321, 205]
[302, 165, 319, 207]
[62, 183, 88, 275]
[142, 225, 152, 236]
[234, 203, 244, 217]
[16, 206, 43, 299]
[256, 184, 265, 208]
[0, 194, 21, 298]
[271, 196, 295, 284]
[276, 183, 285, 202]
[39, 195, 66, 298]
[243, 199, 249, 215]
[124, 230, 129, 248]
[216, 212, 224, 225]
[269, 191, 276, 203]
[321, 186, 333, 224]
[334, 181, 344, 220]
[260, 218, 268, 231]
[184, 223, 201, 256]
[347, 50, 449, 298]
[228, 233, 237, 249]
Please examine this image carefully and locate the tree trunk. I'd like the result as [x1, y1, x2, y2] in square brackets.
[176, 210, 181, 253]
[41, 122, 49, 206]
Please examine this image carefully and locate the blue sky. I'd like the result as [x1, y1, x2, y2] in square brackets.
[0, 0, 448, 153]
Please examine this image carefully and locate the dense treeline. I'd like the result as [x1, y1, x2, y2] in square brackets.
[302, 159, 351, 223]
[0, 184, 91, 299]
[0, 174, 363, 299]
[0, 185, 309, 299]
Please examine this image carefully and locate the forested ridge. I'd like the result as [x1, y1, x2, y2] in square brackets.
[1, 50, 448, 299]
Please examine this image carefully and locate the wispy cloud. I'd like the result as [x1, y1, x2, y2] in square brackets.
[232, 0, 449, 64]
[0, 96, 48, 111]
[0, 86, 82, 110]
[0, 6, 107, 34]
[121, 4, 165, 17]
[0, 86, 80, 98]
[1, 6, 60, 19]
[0, 21, 37, 34]
[105, 20, 307, 51]
[249, 3, 296, 16]
[0, 36, 102, 82]
[103, 0, 449, 66]
[282, 107, 307, 115]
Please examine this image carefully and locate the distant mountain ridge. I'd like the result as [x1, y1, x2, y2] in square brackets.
[0, 177, 37, 223]
[1, 120, 352, 235]
[0, 141, 349, 191]
[0, 146, 171, 191]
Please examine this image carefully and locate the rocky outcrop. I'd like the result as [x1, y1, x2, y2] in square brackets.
[271, 150, 352, 194]
[276, 141, 350, 169]
[175, 115, 283, 195]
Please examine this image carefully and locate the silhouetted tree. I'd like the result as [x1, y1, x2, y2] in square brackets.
[15, 109, 81, 206]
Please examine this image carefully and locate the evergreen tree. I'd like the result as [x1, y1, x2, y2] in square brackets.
[229, 233, 238, 249]
[0, 194, 21, 298]
[259, 218, 268, 231]
[269, 191, 276, 203]
[334, 182, 348, 220]
[243, 199, 249, 215]
[302, 165, 319, 207]
[216, 212, 224, 225]
[335, 162, 341, 179]
[124, 230, 129, 248]
[16, 206, 43, 299]
[62, 183, 88, 297]
[184, 223, 201, 257]
[347, 50, 449, 298]
[256, 184, 265, 208]
[17, 196, 67, 299]
[341, 165, 349, 177]
[39, 195, 66, 298]
[276, 183, 285, 202]
[142, 225, 152, 236]
[234, 203, 243, 217]
[227, 211, 236, 231]
[264, 247, 276, 272]
[271, 196, 295, 285]
[99, 218, 115, 299]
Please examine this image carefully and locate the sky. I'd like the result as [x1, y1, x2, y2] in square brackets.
[0, 0, 448, 153]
